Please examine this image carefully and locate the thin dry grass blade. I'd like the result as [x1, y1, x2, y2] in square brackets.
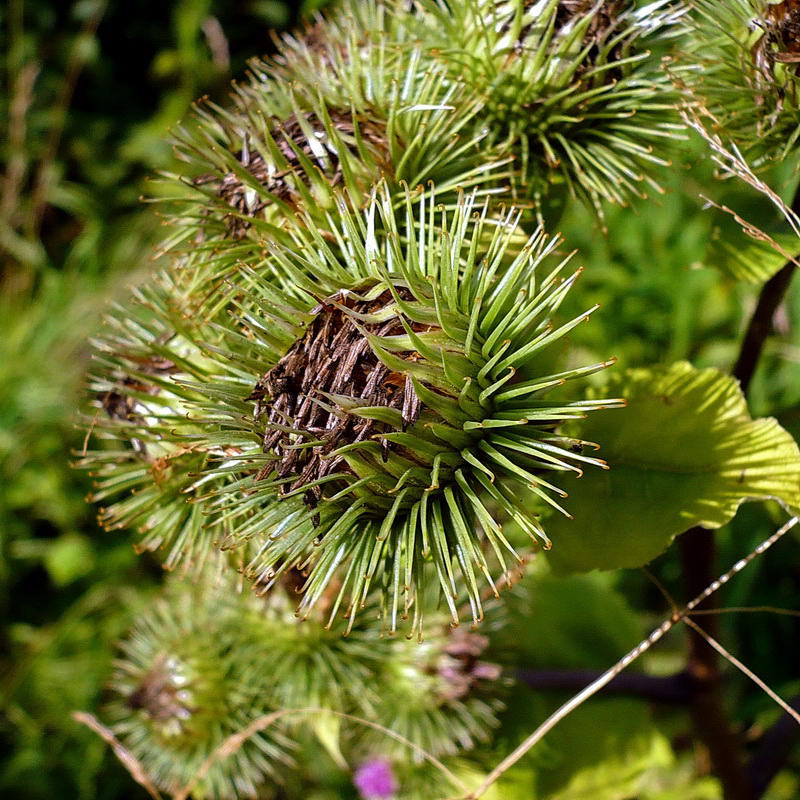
[72, 711, 164, 800]
[460, 516, 799, 800]
[683, 616, 800, 726]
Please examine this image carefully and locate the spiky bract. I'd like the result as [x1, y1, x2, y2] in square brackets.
[683, 0, 800, 162]
[364, 627, 504, 760]
[415, 0, 684, 212]
[176, 186, 619, 633]
[107, 580, 294, 799]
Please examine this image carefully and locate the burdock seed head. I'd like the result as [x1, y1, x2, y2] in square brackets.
[167, 29, 509, 248]
[107, 580, 294, 799]
[415, 0, 684, 213]
[686, 0, 800, 162]
[183, 184, 622, 635]
[756, 0, 800, 77]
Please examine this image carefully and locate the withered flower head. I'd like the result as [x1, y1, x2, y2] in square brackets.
[107, 570, 509, 797]
[181, 185, 620, 635]
[248, 287, 427, 504]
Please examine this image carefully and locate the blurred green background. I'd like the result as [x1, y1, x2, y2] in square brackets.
[2, 1, 799, 798]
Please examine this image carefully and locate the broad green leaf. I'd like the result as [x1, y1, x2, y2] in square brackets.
[540, 701, 673, 800]
[497, 570, 644, 669]
[704, 227, 798, 284]
[547, 362, 800, 573]
[637, 770, 722, 800]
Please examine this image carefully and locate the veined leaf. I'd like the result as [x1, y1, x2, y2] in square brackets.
[547, 361, 800, 573]
[704, 227, 798, 284]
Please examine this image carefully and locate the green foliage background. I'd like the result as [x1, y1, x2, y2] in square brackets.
[1, 1, 800, 798]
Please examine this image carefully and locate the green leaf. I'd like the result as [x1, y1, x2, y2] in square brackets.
[704, 227, 798, 284]
[499, 571, 644, 669]
[539, 700, 673, 800]
[547, 362, 800, 573]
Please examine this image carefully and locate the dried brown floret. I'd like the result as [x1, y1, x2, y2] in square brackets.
[758, 0, 800, 69]
[126, 654, 194, 723]
[195, 111, 388, 239]
[511, 1, 628, 72]
[248, 288, 432, 502]
[100, 356, 178, 456]
[555, 0, 625, 46]
[294, 19, 351, 65]
[749, 0, 800, 116]
[101, 379, 145, 423]
[435, 629, 503, 702]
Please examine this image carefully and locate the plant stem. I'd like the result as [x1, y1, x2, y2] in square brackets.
[674, 187, 800, 799]
[515, 668, 693, 703]
[679, 528, 753, 800]
[732, 186, 800, 393]
[748, 695, 800, 799]
[732, 261, 796, 392]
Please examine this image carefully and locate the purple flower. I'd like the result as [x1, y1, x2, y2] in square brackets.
[354, 758, 398, 799]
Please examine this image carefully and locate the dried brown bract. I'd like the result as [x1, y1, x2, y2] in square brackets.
[126, 654, 194, 724]
[248, 288, 432, 503]
[760, 0, 800, 67]
[555, 0, 625, 46]
[100, 357, 177, 453]
[195, 111, 387, 239]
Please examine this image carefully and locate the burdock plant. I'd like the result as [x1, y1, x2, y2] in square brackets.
[83, 183, 621, 634]
[684, 0, 800, 160]
[74, 1, 800, 798]
[106, 578, 295, 799]
[80, 0, 679, 628]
